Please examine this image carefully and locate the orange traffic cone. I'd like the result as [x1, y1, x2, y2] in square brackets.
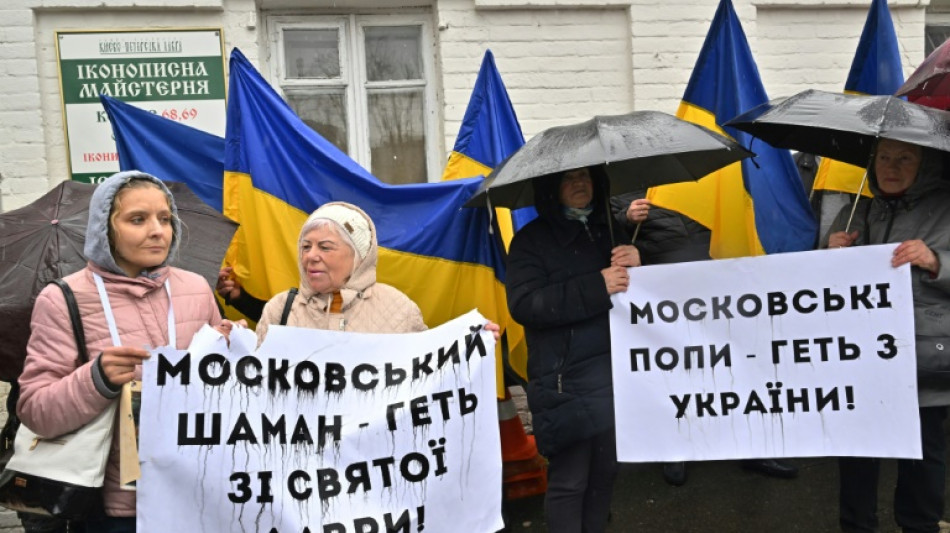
[498, 388, 547, 500]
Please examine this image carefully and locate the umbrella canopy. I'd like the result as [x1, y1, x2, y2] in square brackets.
[725, 89, 950, 167]
[465, 110, 752, 209]
[895, 38, 950, 110]
[0, 180, 237, 382]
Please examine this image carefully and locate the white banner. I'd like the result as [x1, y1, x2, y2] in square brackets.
[610, 244, 921, 463]
[137, 310, 503, 533]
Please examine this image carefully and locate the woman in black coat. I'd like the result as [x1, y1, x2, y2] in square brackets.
[506, 166, 640, 533]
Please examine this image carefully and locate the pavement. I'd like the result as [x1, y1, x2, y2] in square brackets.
[502, 426, 950, 532]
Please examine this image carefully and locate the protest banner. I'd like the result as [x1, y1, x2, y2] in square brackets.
[137, 310, 503, 533]
[610, 244, 920, 463]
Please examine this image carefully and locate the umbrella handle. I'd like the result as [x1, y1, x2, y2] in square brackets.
[844, 169, 869, 234]
[631, 221, 642, 244]
[605, 195, 616, 248]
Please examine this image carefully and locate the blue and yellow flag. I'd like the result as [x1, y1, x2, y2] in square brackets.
[224, 49, 511, 395]
[813, 0, 903, 197]
[442, 51, 524, 183]
[439, 50, 531, 383]
[441, 50, 536, 241]
[646, 0, 816, 258]
[100, 95, 225, 212]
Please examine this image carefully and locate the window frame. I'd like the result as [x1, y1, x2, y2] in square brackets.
[266, 13, 442, 183]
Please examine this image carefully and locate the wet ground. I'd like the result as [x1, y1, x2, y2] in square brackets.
[503, 439, 950, 532]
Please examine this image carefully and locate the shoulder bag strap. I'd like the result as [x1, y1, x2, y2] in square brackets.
[52, 279, 89, 365]
[1, 280, 86, 456]
[280, 288, 299, 326]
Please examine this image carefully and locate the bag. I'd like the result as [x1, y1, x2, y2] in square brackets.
[0, 279, 112, 520]
[912, 306, 950, 387]
[916, 336, 950, 387]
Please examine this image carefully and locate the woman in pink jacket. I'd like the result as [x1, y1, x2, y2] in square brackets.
[17, 171, 224, 532]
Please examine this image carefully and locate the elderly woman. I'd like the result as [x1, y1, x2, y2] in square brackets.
[825, 138, 950, 533]
[506, 166, 640, 533]
[256, 202, 427, 340]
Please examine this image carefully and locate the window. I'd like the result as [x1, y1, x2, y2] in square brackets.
[926, 0, 950, 56]
[926, 25, 950, 57]
[269, 14, 438, 184]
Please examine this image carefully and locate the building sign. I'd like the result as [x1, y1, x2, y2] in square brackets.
[56, 29, 226, 183]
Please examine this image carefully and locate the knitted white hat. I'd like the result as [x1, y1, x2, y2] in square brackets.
[308, 203, 372, 259]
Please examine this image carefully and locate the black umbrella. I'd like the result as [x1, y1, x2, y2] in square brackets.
[725, 89, 950, 168]
[0, 180, 237, 381]
[465, 110, 753, 210]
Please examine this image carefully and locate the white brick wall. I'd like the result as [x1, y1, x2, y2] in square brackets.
[0, 0, 260, 211]
[0, 0, 931, 210]
[437, 0, 635, 144]
[756, 4, 926, 99]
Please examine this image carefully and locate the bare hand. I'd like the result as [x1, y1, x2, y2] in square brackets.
[611, 245, 641, 268]
[601, 265, 630, 295]
[484, 322, 501, 342]
[893, 239, 940, 273]
[99, 346, 150, 387]
[214, 319, 248, 342]
[214, 319, 248, 347]
[828, 231, 859, 249]
[216, 267, 242, 301]
[626, 198, 650, 224]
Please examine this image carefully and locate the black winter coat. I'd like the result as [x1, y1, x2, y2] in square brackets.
[610, 191, 711, 265]
[506, 170, 628, 457]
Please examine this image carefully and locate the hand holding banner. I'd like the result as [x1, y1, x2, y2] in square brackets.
[137, 310, 502, 533]
[611, 245, 920, 462]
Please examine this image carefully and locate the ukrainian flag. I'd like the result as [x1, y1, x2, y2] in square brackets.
[441, 50, 536, 244]
[224, 49, 511, 396]
[100, 95, 224, 212]
[646, 0, 816, 258]
[439, 50, 530, 383]
[442, 51, 524, 183]
[812, 0, 903, 197]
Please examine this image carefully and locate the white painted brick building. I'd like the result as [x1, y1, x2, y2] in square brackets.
[0, 0, 940, 210]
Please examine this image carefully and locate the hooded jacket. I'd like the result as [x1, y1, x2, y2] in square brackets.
[256, 202, 426, 342]
[506, 170, 629, 457]
[17, 171, 222, 517]
[824, 150, 950, 406]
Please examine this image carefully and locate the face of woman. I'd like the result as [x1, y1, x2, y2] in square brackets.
[559, 168, 594, 209]
[874, 139, 922, 195]
[300, 226, 356, 294]
[110, 186, 173, 277]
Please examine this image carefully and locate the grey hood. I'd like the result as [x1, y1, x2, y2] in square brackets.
[866, 146, 946, 201]
[83, 170, 181, 276]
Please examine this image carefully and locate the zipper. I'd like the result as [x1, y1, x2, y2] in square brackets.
[555, 327, 574, 394]
[881, 204, 897, 243]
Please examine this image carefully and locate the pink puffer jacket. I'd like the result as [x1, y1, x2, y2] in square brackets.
[18, 262, 221, 517]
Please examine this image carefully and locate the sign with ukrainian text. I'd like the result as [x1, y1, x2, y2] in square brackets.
[611, 244, 921, 462]
[137, 311, 503, 533]
[55, 29, 226, 183]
